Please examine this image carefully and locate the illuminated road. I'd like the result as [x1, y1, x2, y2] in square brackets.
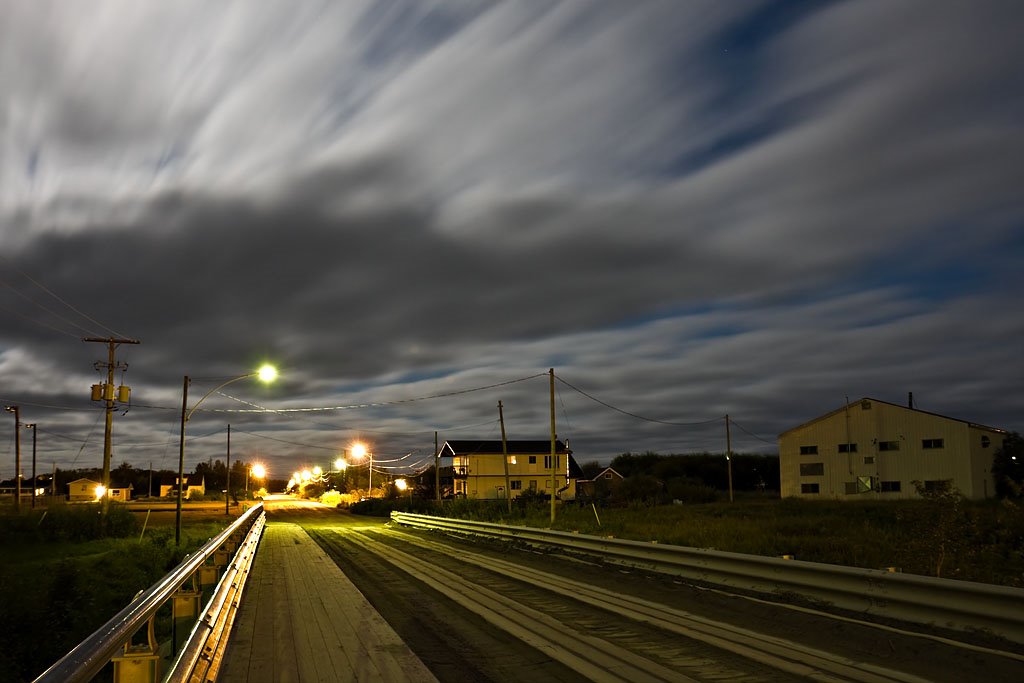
[226, 498, 1024, 682]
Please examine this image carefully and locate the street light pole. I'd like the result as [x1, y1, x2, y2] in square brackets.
[4, 406, 21, 512]
[175, 376, 190, 546]
[175, 366, 277, 545]
[225, 424, 231, 515]
[26, 423, 37, 508]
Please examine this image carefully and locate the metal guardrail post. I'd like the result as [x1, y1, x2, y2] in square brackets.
[390, 511, 1024, 645]
[34, 503, 265, 683]
[111, 615, 159, 683]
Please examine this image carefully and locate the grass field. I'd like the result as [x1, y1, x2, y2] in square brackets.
[424, 494, 1024, 587]
[0, 502, 240, 682]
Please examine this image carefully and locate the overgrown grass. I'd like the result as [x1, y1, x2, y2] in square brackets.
[0, 505, 235, 682]
[417, 496, 1024, 587]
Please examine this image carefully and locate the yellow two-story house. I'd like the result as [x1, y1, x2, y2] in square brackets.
[442, 439, 581, 501]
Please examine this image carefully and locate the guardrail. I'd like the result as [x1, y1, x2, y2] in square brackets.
[34, 503, 266, 683]
[391, 511, 1024, 645]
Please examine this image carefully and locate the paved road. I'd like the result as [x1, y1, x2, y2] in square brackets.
[222, 497, 1024, 682]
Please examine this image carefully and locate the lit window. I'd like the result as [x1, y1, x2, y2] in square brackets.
[799, 445, 818, 455]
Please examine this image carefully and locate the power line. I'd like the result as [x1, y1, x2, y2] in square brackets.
[197, 373, 548, 414]
[555, 375, 724, 426]
[0, 256, 125, 338]
[729, 417, 776, 445]
[0, 275, 100, 337]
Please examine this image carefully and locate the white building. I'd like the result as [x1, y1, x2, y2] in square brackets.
[779, 397, 1007, 500]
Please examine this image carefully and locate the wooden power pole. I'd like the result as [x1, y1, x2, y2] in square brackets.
[83, 336, 140, 501]
[498, 401, 511, 513]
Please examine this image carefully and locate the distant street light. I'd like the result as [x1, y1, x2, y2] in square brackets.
[247, 462, 266, 497]
[4, 406, 21, 512]
[176, 365, 278, 545]
[351, 442, 372, 494]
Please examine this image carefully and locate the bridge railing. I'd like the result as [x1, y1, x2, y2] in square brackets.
[34, 502, 266, 683]
[391, 511, 1024, 645]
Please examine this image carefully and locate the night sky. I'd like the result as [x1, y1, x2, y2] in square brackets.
[2, 1, 1022, 481]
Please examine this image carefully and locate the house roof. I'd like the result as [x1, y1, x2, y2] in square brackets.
[67, 478, 101, 485]
[577, 467, 624, 483]
[441, 440, 571, 456]
[779, 397, 1007, 438]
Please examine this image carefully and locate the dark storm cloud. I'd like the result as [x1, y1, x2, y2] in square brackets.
[1, 1, 1023, 476]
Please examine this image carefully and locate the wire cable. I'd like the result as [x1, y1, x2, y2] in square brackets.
[729, 417, 776, 445]
[0, 256, 125, 338]
[555, 375, 724, 426]
[194, 373, 548, 413]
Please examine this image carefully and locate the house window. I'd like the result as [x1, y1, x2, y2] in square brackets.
[510, 456, 517, 465]
[863, 456, 875, 465]
[545, 480, 552, 489]
[543, 455, 561, 469]
[923, 480, 950, 492]
[528, 456, 537, 465]
[799, 445, 818, 455]
[801, 483, 820, 494]
[844, 482, 859, 495]
[922, 439, 944, 449]
[799, 463, 824, 476]
[838, 443, 857, 453]
[880, 481, 901, 492]
[510, 480, 522, 490]
[603, 472, 614, 479]
[878, 441, 900, 452]
[529, 480, 538, 491]
[981, 436, 991, 448]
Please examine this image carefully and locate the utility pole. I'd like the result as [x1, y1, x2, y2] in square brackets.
[498, 401, 511, 513]
[4, 406, 21, 511]
[175, 375, 190, 546]
[549, 368, 557, 524]
[26, 423, 37, 508]
[725, 414, 734, 503]
[83, 336, 139, 502]
[434, 431, 440, 502]
[225, 424, 231, 515]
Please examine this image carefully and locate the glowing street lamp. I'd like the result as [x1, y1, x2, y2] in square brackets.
[247, 462, 266, 496]
[351, 442, 372, 493]
[94, 484, 107, 500]
[175, 364, 278, 545]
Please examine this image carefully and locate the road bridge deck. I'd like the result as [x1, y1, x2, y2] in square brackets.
[219, 522, 437, 683]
